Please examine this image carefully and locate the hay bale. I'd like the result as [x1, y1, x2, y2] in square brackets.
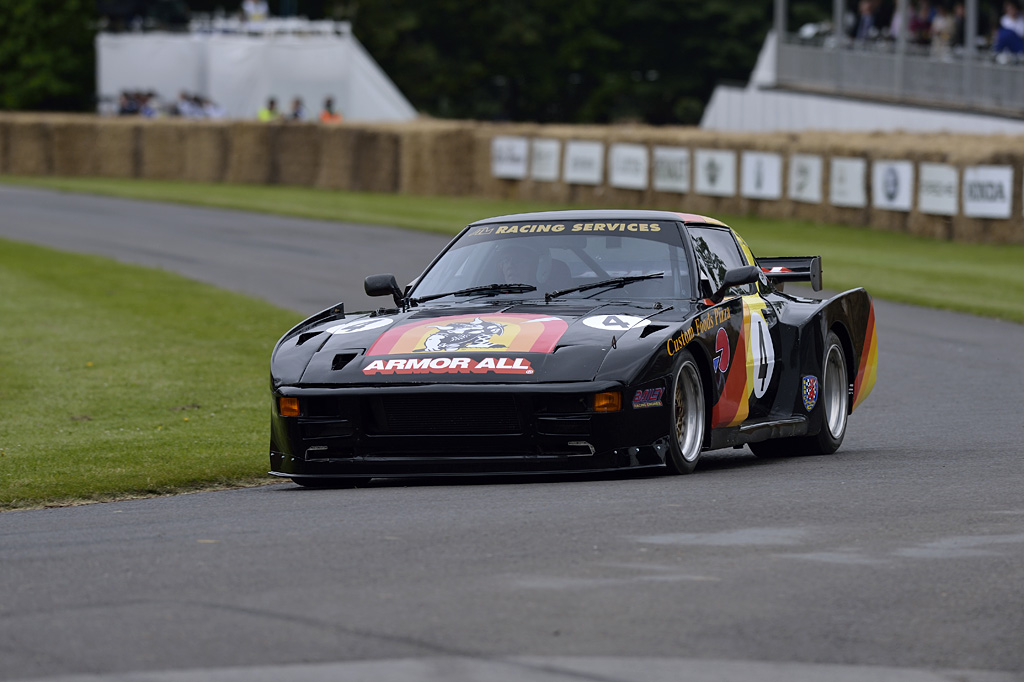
[314, 125, 358, 190]
[350, 125, 400, 193]
[225, 122, 274, 184]
[50, 117, 98, 177]
[274, 123, 321, 187]
[0, 115, 11, 174]
[94, 119, 141, 178]
[398, 120, 478, 196]
[139, 121, 186, 180]
[182, 122, 228, 183]
[7, 119, 51, 176]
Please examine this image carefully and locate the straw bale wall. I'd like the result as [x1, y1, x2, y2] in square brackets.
[399, 121, 477, 196]
[275, 124, 322, 187]
[1, 113, 1022, 243]
[181, 123, 228, 183]
[224, 122, 273, 184]
[93, 120, 140, 178]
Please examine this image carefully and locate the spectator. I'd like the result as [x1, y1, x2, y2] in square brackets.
[241, 0, 268, 22]
[289, 97, 306, 121]
[258, 97, 280, 121]
[176, 91, 202, 118]
[201, 96, 225, 119]
[993, 0, 1024, 57]
[931, 3, 954, 58]
[853, 0, 876, 42]
[319, 97, 343, 123]
[952, 1, 966, 47]
[910, 1, 934, 45]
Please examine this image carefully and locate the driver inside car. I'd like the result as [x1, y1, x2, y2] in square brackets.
[496, 243, 572, 291]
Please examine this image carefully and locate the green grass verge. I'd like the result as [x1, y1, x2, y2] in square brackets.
[4, 175, 1023, 323]
[0, 238, 302, 510]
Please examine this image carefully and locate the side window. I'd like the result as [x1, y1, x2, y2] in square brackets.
[688, 226, 756, 297]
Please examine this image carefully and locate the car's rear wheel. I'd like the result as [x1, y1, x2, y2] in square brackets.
[666, 349, 706, 474]
[750, 331, 849, 458]
[291, 477, 371, 488]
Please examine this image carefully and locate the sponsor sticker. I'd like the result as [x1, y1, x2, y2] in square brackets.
[714, 327, 730, 373]
[368, 314, 568, 355]
[666, 308, 732, 356]
[632, 387, 665, 409]
[362, 356, 534, 375]
[802, 375, 819, 412]
[326, 318, 394, 335]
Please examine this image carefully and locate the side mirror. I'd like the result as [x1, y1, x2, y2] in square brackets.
[364, 274, 404, 307]
[709, 265, 761, 304]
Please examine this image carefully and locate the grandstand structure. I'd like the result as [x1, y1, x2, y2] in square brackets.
[702, 0, 1024, 134]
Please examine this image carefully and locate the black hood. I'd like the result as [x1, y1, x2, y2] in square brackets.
[271, 300, 698, 387]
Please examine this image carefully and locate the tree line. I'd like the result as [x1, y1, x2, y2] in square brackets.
[1, 0, 831, 123]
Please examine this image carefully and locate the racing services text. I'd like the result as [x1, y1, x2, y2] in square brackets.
[469, 222, 662, 236]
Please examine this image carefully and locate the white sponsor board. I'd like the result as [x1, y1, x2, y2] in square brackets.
[563, 140, 605, 185]
[918, 163, 959, 216]
[694, 149, 737, 197]
[652, 146, 690, 193]
[788, 154, 823, 204]
[741, 151, 783, 200]
[962, 165, 1013, 218]
[530, 138, 561, 182]
[490, 136, 529, 179]
[830, 157, 867, 208]
[609, 143, 649, 190]
[872, 160, 914, 212]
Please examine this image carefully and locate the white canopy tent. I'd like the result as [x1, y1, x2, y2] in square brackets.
[96, 22, 417, 121]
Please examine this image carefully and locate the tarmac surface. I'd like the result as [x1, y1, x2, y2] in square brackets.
[1, 184, 1022, 682]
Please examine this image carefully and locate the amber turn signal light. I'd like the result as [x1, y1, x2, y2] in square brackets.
[593, 391, 622, 412]
[279, 396, 300, 417]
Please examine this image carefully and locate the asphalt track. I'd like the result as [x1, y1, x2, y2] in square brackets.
[1, 184, 1023, 682]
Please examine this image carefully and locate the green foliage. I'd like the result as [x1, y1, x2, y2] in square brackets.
[347, 0, 771, 124]
[0, 0, 97, 111]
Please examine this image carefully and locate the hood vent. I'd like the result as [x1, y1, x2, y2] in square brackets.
[332, 353, 358, 371]
[639, 324, 668, 339]
[297, 331, 323, 345]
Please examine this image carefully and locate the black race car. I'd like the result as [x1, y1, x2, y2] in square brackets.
[269, 210, 877, 486]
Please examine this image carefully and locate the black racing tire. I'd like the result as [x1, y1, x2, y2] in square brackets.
[750, 330, 849, 458]
[665, 349, 706, 475]
[291, 477, 371, 488]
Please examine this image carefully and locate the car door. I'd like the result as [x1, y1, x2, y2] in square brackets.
[688, 225, 781, 425]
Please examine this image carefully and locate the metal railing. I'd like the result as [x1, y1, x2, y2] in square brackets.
[777, 36, 1024, 117]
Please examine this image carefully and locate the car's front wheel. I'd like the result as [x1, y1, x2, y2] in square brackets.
[666, 349, 706, 474]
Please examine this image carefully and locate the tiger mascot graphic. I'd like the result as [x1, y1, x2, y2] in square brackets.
[418, 318, 506, 352]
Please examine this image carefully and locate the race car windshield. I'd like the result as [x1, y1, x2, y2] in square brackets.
[411, 220, 692, 302]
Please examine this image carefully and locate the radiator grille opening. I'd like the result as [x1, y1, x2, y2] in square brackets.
[368, 394, 522, 435]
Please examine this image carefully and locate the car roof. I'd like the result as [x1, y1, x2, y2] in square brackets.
[468, 209, 730, 227]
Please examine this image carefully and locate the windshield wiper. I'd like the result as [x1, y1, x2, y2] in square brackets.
[544, 273, 664, 303]
[409, 282, 537, 305]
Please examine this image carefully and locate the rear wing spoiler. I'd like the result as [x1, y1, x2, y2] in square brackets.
[756, 256, 823, 292]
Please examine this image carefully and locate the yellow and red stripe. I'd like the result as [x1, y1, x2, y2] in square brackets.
[852, 303, 878, 412]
